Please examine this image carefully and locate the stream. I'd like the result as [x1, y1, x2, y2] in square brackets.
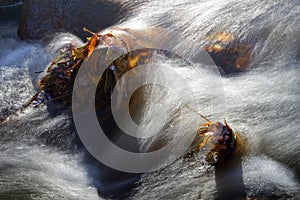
[0, 0, 299, 199]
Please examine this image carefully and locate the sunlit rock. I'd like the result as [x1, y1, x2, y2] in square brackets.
[204, 32, 253, 74]
[185, 121, 247, 167]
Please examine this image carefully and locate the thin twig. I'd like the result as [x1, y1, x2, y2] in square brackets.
[34, 71, 44, 74]
[83, 27, 95, 35]
[184, 104, 211, 122]
[0, 92, 39, 124]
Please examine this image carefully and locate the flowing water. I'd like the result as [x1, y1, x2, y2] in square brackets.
[0, 0, 300, 199]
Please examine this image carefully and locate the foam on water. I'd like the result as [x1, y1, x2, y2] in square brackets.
[0, 0, 300, 199]
[0, 142, 99, 200]
[0, 25, 99, 199]
[124, 0, 300, 198]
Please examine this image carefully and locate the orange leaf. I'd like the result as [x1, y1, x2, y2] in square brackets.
[87, 34, 98, 58]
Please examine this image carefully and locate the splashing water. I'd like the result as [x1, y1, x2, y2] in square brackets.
[122, 0, 300, 199]
[0, 20, 99, 199]
[1, 0, 300, 199]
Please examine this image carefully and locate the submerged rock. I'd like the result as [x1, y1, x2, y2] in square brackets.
[204, 32, 253, 74]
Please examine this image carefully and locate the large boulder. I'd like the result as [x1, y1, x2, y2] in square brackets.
[18, 0, 130, 40]
[0, 0, 22, 7]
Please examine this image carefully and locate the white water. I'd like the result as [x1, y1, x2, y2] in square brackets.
[123, 0, 300, 199]
[0, 22, 99, 199]
[0, 0, 300, 199]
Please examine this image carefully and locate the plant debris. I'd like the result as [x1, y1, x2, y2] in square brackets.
[184, 120, 247, 167]
[32, 28, 102, 107]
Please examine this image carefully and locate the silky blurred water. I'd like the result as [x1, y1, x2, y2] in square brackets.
[0, 18, 100, 199]
[124, 0, 300, 199]
[0, 0, 299, 199]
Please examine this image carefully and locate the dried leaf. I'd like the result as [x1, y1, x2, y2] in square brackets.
[71, 46, 86, 61]
[87, 34, 99, 58]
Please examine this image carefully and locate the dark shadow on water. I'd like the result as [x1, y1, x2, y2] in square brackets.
[214, 156, 246, 200]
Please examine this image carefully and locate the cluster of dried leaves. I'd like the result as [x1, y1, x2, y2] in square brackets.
[33, 28, 100, 107]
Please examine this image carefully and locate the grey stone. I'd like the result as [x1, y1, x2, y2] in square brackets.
[0, 0, 22, 7]
[18, 0, 130, 40]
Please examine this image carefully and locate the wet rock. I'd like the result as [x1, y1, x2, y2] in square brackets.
[204, 32, 253, 74]
[0, 0, 22, 21]
[184, 121, 247, 166]
[0, 0, 22, 7]
[18, 0, 130, 40]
